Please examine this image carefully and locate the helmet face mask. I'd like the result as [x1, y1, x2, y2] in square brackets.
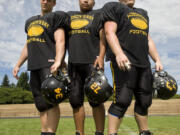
[41, 71, 70, 105]
[84, 69, 113, 104]
[153, 70, 178, 100]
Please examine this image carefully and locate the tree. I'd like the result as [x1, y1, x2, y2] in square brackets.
[10, 83, 16, 88]
[0, 87, 34, 104]
[1, 74, 10, 87]
[17, 72, 30, 90]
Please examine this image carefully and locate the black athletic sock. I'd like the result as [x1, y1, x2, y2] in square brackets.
[110, 133, 117, 135]
[95, 131, 104, 135]
[140, 130, 153, 135]
[76, 131, 80, 135]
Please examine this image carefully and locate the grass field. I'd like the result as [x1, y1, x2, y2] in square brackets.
[0, 116, 180, 135]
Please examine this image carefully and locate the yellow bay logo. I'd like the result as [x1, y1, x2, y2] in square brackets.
[71, 19, 89, 29]
[28, 25, 44, 37]
[131, 18, 148, 30]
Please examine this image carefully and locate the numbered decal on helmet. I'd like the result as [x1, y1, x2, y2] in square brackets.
[90, 82, 101, 94]
[171, 80, 177, 89]
[54, 88, 63, 99]
[166, 80, 176, 91]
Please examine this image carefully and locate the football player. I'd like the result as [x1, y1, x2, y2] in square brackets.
[67, 0, 106, 135]
[12, 0, 70, 135]
[103, 0, 163, 135]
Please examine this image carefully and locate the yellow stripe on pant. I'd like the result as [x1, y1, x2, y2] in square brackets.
[110, 61, 116, 103]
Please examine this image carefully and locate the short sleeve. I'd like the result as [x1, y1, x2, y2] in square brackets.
[102, 2, 125, 24]
[95, 9, 104, 35]
[143, 9, 149, 24]
[53, 11, 70, 31]
[25, 20, 28, 33]
[24, 16, 37, 34]
[102, 2, 119, 24]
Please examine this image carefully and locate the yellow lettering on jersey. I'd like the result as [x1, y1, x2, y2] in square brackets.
[70, 14, 94, 35]
[28, 25, 44, 37]
[127, 12, 148, 31]
[129, 29, 147, 36]
[90, 82, 102, 94]
[28, 20, 49, 30]
[69, 29, 90, 35]
[127, 12, 147, 23]
[82, 15, 94, 20]
[131, 18, 148, 30]
[71, 15, 82, 20]
[27, 38, 45, 44]
[71, 15, 94, 20]
[71, 19, 89, 29]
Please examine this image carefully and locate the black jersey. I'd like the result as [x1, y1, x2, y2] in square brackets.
[103, 2, 150, 68]
[25, 11, 70, 70]
[67, 9, 103, 64]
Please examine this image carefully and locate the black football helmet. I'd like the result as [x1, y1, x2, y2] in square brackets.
[84, 69, 113, 104]
[41, 69, 70, 105]
[153, 70, 178, 100]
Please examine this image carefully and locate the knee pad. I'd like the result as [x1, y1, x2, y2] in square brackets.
[108, 103, 128, 118]
[89, 102, 101, 108]
[69, 94, 84, 109]
[34, 96, 54, 112]
[134, 101, 152, 115]
[134, 104, 148, 116]
[135, 94, 152, 115]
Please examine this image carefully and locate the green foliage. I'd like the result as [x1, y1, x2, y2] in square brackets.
[0, 86, 179, 104]
[0, 87, 12, 104]
[17, 72, 30, 90]
[0, 87, 33, 104]
[173, 94, 180, 99]
[10, 83, 16, 88]
[1, 74, 10, 87]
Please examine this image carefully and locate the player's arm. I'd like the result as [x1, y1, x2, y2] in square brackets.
[94, 29, 106, 70]
[13, 43, 28, 79]
[50, 28, 66, 73]
[148, 34, 163, 71]
[104, 21, 130, 71]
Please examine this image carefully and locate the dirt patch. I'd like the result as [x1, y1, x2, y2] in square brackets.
[0, 99, 180, 118]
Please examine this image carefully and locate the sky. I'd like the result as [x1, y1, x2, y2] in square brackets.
[0, 0, 180, 93]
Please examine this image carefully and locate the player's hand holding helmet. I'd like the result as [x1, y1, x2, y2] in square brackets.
[153, 70, 178, 100]
[41, 68, 71, 105]
[84, 69, 113, 104]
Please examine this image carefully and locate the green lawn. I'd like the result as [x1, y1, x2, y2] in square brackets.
[0, 116, 180, 135]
